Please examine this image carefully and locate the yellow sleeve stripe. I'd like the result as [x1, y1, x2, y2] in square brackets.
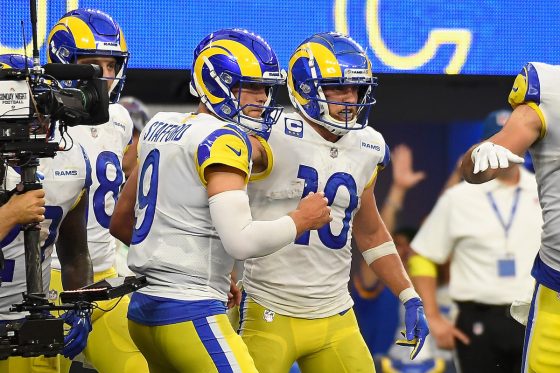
[69, 188, 87, 211]
[249, 135, 274, 182]
[527, 102, 547, 140]
[408, 254, 437, 278]
[194, 127, 251, 187]
[196, 156, 250, 187]
[365, 165, 380, 189]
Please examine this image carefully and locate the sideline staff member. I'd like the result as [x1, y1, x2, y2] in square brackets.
[409, 110, 542, 372]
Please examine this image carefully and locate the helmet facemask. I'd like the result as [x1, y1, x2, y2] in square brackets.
[295, 75, 377, 136]
[288, 34, 378, 136]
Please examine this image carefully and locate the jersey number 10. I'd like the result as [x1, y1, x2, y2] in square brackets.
[295, 165, 358, 250]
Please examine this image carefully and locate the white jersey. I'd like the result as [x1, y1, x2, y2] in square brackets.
[128, 112, 253, 302]
[411, 169, 541, 304]
[51, 104, 133, 273]
[508, 62, 560, 288]
[244, 112, 389, 318]
[0, 146, 90, 320]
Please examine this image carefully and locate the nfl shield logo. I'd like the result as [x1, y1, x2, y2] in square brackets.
[263, 309, 275, 322]
[90, 127, 98, 138]
[330, 147, 338, 158]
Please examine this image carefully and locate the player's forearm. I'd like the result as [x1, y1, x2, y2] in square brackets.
[110, 166, 138, 245]
[210, 190, 296, 260]
[61, 251, 93, 289]
[369, 254, 413, 297]
[0, 207, 16, 241]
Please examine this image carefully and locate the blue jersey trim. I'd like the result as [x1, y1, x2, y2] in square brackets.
[79, 145, 93, 189]
[524, 63, 541, 104]
[127, 292, 226, 326]
[380, 143, 391, 169]
[531, 254, 560, 292]
[196, 125, 252, 168]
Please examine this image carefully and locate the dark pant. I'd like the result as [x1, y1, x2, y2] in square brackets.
[454, 301, 525, 373]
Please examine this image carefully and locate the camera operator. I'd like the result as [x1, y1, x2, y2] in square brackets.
[0, 54, 94, 373]
[45, 8, 147, 373]
[0, 189, 45, 242]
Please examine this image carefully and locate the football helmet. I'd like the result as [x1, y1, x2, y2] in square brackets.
[47, 8, 129, 103]
[0, 54, 32, 69]
[287, 32, 377, 136]
[190, 28, 285, 137]
[120, 96, 150, 132]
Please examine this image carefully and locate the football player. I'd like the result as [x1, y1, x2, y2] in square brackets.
[462, 62, 560, 373]
[0, 54, 93, 373]
[45, 9, 147, 373]
[123, 29, 331, 373]
[237, 32, 430, 372]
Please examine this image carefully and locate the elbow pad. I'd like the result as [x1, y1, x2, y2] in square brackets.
[209, 190, 297, 260]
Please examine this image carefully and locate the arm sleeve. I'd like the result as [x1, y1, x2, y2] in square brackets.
[209, 190, 297, 260]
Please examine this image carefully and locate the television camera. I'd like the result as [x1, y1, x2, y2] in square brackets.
[0, 0, 146, 360]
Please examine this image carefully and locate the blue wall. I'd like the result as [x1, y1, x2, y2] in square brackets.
[2, 0, 559, 74]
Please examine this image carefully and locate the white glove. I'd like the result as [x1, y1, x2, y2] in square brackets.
[471, 142, 525, 174]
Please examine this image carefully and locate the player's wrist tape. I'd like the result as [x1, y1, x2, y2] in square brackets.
[399, 287, 420, 304]
[362, 241, 398, 265]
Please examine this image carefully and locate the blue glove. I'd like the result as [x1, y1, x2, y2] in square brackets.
[396, 297, 430, 360]
[61, 309, 92, 359]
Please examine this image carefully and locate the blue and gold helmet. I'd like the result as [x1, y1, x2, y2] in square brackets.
[47, 8, 129, 103]
[288, 32, 378, 136]
[0, 54, 32, 69]
[189, 29, 285, 137]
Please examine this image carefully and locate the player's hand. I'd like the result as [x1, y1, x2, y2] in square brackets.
[61, 309, 92, 359]
[392, 144, 426, 190]
[291, 192, 332, 233]
[395, 298, 430, 360]
[5, 189, 46, 224]
[427, 314, 470, 350]
[471, 142, 524, 174]
[227, 279, 242, 309]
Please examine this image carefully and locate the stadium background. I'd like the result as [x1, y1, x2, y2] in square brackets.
[2, 0, 557, 230]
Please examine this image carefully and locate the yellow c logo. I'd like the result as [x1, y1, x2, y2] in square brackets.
[334, 0, 472, 74]
[0, 0, 79, 56]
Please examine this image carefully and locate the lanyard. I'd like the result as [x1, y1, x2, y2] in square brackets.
[486, 187, 521, 239]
